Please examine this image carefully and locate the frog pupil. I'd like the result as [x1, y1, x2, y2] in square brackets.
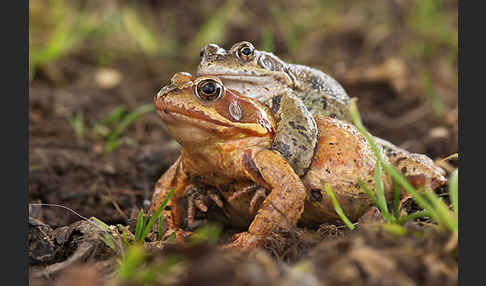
[200, 48, 204, 58]
[241, 47, 252, 56]
[202, 82, 216, 94]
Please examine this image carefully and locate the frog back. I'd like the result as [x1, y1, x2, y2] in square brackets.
[287, 64, 351, 121]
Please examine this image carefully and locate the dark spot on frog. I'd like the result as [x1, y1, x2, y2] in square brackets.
[310, 189, 323, 202]
[270, 95, 282, 114]
[272, 141, 291, 160]
[288, 121, 308, 132]
[298, 130, 312, 144]
[299, 145, 308, 151]
[321, 97, 327, 109]
[243, 150, 265, 184]
[395, 157, 407, 165]
[401, 167, 407, 173]
[309, 75, 323, 91]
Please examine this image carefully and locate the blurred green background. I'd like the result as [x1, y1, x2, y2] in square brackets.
[29, 0, 457, 86]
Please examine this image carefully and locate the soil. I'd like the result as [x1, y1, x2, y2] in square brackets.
[28, 1, 458, 285]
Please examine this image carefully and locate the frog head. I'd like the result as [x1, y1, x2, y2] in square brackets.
[154, 72, 275, 149]
[197, 41, 296, 100]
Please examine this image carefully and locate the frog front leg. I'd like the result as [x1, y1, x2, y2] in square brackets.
[226, 149, 307, 251]
[265, 92, 318, 177]
[150, 156, 193, 242]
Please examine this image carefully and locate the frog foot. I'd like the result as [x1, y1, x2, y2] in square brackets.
[186, 186, 224, 228]
[222, 231, 263, 252]
[228, 184, 268, 215]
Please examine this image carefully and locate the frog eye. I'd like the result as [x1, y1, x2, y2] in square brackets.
[237, 43, 254, 60]
[195, 79, 223, 102]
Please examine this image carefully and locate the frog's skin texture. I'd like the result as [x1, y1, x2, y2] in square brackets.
[150, 73, 447, 251]
[197, 41, 342, 176]
[197, 41, 442, 184]
[198, 41, 349, 119]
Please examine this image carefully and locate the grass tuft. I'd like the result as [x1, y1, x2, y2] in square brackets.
[134, 188, 175, 243]
[348, 99, 458, 233]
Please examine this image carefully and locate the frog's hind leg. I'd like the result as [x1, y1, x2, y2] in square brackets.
[374, 136, 447, 189]
[265, 93, 318, 177]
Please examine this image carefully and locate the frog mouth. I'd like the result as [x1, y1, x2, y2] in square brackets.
[198, 73, 273, 85]
[156, 102, 272, 137]
[157, 106, 233, 130]
[198, 72, 294, 88]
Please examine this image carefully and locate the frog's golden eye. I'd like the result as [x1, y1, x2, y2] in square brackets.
[237, 44, 254, 61]
[195, 79, 223, 102]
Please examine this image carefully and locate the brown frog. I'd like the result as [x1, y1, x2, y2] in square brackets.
[150, 73, 446, 251]
[197, 41, 442, 184]
[197, 41, 350, 176]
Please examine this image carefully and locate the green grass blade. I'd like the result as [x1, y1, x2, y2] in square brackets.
[359, 179, 394, 223]
[108, 103, 154, 141]
[348, 99, 453, 230]
[157, 214, 163, 241]
[100, 106, 127, 126]
[140, 188, 175, 241]
[449, 169, 458, 217]
[135, 209, 144, 241]
[382, 223, 407, 236]
[323, 183, 355, 230]
[90, 217, 111, 231]
[122, 229, 129, 246]
[358, 179, 377, 205]
[374, 160, 389, 215]
[423, 189, 457, 232]
[397, 210, 430, 224]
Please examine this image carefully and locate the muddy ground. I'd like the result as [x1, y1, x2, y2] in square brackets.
[29, 1, 458, 285]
